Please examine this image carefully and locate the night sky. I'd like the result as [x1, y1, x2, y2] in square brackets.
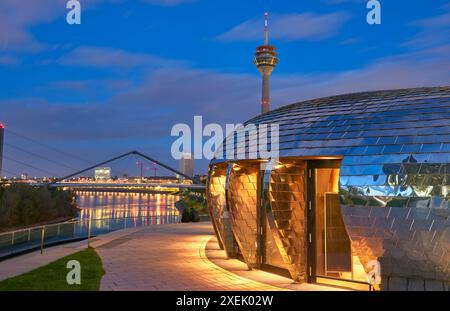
[1, 0, 450, 177]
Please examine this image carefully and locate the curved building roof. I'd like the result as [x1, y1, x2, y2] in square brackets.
[213, 86, 450, 208]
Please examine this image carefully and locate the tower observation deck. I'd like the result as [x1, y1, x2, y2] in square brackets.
[254, 13, 279, 114]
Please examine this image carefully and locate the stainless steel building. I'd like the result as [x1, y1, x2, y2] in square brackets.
[207, 86, 450, 291]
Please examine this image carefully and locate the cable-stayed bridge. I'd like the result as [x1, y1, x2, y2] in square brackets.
[40, 151, 204, 192]
[1, 130, 205, 192]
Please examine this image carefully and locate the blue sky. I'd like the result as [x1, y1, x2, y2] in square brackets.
[1, 0, 450, 177]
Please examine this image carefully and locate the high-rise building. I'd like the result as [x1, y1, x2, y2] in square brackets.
[179, 153, 194, 178]
[254, 13, 279, 114]
[0, 123, 4, 178]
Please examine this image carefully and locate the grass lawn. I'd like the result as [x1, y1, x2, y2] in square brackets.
[0, 247, 105, 291]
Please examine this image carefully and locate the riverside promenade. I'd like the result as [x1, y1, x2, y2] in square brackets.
[0, 222, 339, 291]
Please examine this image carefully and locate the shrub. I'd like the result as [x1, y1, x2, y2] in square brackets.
[181, 207, 200, 223]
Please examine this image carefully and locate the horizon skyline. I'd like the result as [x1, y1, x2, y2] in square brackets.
[1, 0, 450, 177]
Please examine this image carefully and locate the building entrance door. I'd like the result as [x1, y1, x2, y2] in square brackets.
[306, 160, 353, 283]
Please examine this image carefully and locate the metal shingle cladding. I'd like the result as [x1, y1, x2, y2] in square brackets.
[213, 86, 450, 208]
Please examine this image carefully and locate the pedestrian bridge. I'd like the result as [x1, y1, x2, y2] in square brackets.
[41, 181, 205, 190]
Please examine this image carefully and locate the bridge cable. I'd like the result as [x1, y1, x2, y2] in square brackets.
[5, 142, 80, 172]
[0, 168, 20, 177]
[3, 155, 59, 177]
[51, 151, 196, 184]
[7, 130, 91, 164]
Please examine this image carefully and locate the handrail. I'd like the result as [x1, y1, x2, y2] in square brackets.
[0, 213, 181, 259]
[0, 215, 173, 237]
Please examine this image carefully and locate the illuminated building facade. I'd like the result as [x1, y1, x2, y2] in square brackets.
[207, 87, 450, 291]
[94, 167, 111, 180]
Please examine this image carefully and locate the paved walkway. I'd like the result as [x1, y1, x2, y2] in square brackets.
[0, 222, 343, 291]
[0, 227, 142, 282]
[95, 223, 284, 291]
[205, 237, 345, 291]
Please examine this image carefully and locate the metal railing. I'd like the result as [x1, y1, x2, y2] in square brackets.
[0, 213, 180, 259]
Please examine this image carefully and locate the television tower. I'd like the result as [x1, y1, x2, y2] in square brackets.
[254, 12, 279, 114]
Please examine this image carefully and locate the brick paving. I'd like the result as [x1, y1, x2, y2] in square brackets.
[95, 223, 285, 291]
[1, 222, 342, 291]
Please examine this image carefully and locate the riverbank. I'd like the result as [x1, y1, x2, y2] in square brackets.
[0, 184, 78, 232]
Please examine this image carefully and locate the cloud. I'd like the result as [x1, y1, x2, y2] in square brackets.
[55, 46, 183, 70]
[140, 0, 196, 6]
[0, 65, 260, 175]
[4, 42, 449, 145]
[0, 55, 21, 66]
[4, 42, 450, 176]
[0, 0, 195, 52]
[270, 46, 450, 104]
[414, 12, 450, 29]
[112, 68, 259, 124]
[0, 67, 259, 145]
[0, 0, 62, 51]
[216, 12, 351, 42]
[405, 5, 450, 49]
[323, 0, 366, 4]
[39, 79, 134, 99]
[339, 37, 361, 45]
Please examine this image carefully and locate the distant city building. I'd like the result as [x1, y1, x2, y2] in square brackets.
[179, 153, 194, 178]
[0, 123, 3, 178]
[94, 167, 111, 180]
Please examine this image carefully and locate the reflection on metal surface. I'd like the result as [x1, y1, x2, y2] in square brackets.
[206, 163, 236, 257]
[227, 162, 260, 268]
[342, 205, 450, 289]
[206, 164, 226, 250]
[208, 87, 450, 290]
[265, 160, 307, 282]
[315, 169, 359, 281]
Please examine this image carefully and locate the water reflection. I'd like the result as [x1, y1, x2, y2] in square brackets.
[76, 191, 181, 220]
[0, 192, 182, 258]
[75, 191, 181, 232]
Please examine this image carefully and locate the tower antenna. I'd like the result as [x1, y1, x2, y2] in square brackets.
[264, 12, 269, 46]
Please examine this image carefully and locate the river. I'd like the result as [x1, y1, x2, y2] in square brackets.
[0, 191, 182, 259]
[76, 191, 181, 220]
[75, 191, 182, 233]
